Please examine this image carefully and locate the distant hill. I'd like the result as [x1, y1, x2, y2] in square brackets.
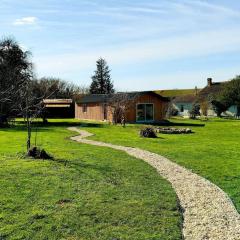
[155, 89, 201, 98]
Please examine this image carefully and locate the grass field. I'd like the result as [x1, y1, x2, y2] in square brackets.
[155, 89, 199, 97]
[0, 121, 182, 240]
[81, 118, 240, 212]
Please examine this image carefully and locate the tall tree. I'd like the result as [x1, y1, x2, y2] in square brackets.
[90, 58, 114, 94]
[211, 76, 240, 117]
[0, 37, 33, 126]
[221, 76, 240, 116]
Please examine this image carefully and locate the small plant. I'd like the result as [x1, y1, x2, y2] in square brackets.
[140, 127, 157, 138]
[28, 147, 53, 159]
[189, 103, 200, 119]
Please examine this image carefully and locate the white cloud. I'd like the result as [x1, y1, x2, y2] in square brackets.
[18, 0, 240, 90]
[13, 17, 38, 26]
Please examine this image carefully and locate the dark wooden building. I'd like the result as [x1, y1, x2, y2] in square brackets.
[43, 99, 74, 118]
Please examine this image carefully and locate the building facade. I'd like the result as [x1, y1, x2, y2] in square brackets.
[75, 91, 169, 123]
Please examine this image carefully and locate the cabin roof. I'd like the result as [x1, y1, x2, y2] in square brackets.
[77, 91, 169, 104]
[43, 99, 73, 104]
[43, 99, 73, 108]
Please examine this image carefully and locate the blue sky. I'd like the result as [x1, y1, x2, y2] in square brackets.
[1, 0, 240, 91]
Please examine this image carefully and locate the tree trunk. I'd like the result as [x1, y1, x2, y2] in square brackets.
[121, 112, 126, 127]
[26, 81, 31, 152]
[26, 113, 31, 151]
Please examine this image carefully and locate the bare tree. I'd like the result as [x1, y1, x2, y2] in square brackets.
[31, 77, 89, 99]
[165, 99, 177, 118]
[200, 100, 209, 117]
[108, 92, 139, 127]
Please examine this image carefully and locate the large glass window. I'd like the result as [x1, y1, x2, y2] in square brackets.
[136, 104, 145, 121]
[146, 104, 154, 121]
[136, 104, 154, 122]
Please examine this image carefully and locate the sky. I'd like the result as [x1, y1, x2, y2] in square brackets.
[1, 0, 240, 91]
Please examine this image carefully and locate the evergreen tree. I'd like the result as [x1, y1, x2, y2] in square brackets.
[90, 58, 114, 94]
[0, 37, 33, 125]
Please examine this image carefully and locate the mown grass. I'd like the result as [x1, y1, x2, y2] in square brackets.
[81, 118, 240, 212]
[0, 121, 182, 240]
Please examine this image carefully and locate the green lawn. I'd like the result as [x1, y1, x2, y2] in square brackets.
[0, 121, 182, 240]
[81, 118, 240, 212]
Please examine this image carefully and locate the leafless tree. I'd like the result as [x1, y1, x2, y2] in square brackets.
[31, 77, 89, 100]
[165, 99, 177, 118]
[108, 92, 139, 127]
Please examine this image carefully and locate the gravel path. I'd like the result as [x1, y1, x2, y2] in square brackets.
[68, 127, 240, 240]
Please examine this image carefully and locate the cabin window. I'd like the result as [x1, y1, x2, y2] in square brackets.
[180, 105, 184, 112]
[136, 104, 154, 122]
[83, 104, 87, 113]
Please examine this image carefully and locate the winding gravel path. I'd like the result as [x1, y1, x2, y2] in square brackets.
[68, 127, 240, 240]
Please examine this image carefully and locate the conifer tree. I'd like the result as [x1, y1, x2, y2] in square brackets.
[90, 58, 114, 94]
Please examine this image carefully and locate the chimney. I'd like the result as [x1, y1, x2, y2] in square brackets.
[207, 78, 213, 87]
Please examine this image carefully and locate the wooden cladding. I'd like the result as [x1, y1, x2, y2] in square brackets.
[75, 93, 168, 122]
[75, 103, 106, 121]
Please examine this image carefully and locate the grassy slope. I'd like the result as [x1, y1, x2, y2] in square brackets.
[81, 118, 240, 212]
[0, 122, 182, 240]
[155, 89, 198, 97]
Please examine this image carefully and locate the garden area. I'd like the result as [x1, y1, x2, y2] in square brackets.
[0, 120, 182, 240]
[1, 118, 240, 239]
[1, 13, 240, 239]
[80, 118, 240, 212]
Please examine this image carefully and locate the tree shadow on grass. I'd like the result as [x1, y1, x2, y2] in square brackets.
[47, 157, 119, 182]
[24, 120, 104, 128]
[150, 120, 205, 127]
[0, 125, 53, 133]
[0, 121, 105, 133]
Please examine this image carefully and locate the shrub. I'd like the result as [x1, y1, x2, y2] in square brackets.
[170, 107, 179, 116]
[28, 147, 53, 159]
[189, 104, 200, 119]
[140, 127, 157, 138]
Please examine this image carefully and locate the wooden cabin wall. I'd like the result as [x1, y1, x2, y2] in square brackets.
[75, 94, 168, 122]
[125, 94, 168, 122]
[75, 103, 104, 121]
